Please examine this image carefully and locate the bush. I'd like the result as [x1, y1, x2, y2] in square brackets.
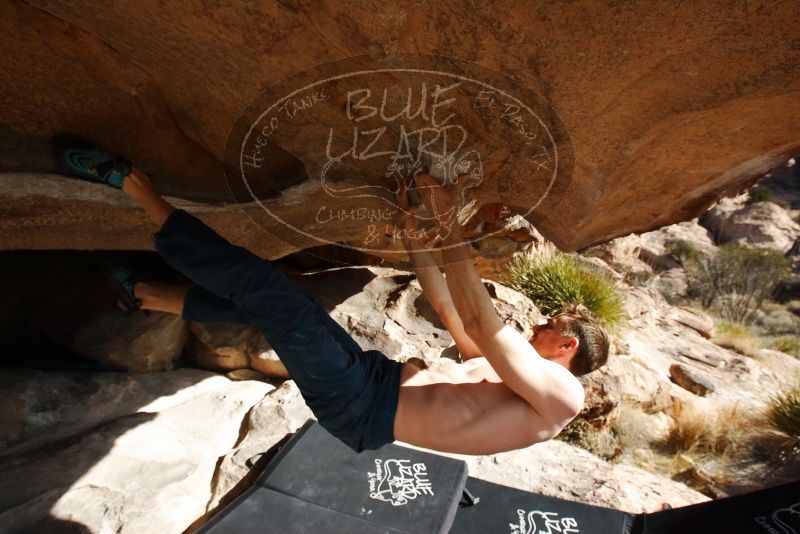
[754, 300, 800, 337]
[715, 320, 751, 338]
[662, 400, 752, 457]
[665, 240, 702, 265]
[746, 185, 776, 205]
[711, 320, 762, 357]
[746, 184, 790, 209]
[685, 243, 792, 325]
[765, 384, 800, 454]
[768, 336, 800, 358]
[500, 252, 626, 329]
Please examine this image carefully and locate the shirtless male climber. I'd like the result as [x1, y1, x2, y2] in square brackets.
[54, 137, 609, 455]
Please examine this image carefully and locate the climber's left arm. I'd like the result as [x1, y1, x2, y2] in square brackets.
[401, 232, 484, 360]
[397, 182, 483, 360]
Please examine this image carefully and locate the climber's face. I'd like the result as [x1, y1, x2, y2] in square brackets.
[529, 315, 579, 368]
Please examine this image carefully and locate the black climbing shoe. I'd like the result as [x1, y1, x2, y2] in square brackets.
[51, 135, 132, 189]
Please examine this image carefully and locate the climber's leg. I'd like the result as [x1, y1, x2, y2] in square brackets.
[121, 168, 363, 349]
[149, 207, 400, 452]
[133, 281, 191, 316]
[317, 306, 363, 354]
[121, 166, 275, 306]
[121, 167, 176, 228]
[178, 284, 251, 324]
[181, 283, 364, 353]
[120, 166, 400, 452]
[130, 281, 249, 324]
[147, 280, 365, 355]
[147, 206, 344, 345]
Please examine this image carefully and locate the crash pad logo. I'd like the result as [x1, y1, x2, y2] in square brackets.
[224, 53, 573, 263]
[366, 458, 433, 506]
[755, 499, 800, 534]
[509, 508, 580, 534]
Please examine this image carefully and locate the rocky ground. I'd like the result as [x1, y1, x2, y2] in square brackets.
[0, 164, 798, 532]
[570, 161, 800, 497]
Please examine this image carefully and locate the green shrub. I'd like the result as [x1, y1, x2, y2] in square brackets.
[765, 384, 800, 453]
[716, 320, 751, 338]
[685, 243, 792, 325]
[769, 336, 800, 357]
[746, 185, 776, 205]
[746, 184, 790, 208]
[665, 240, 702, 265]
[711, 319, 763, 357]
[500, 252, 626, 329]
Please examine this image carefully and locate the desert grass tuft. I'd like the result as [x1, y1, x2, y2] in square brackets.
[764, 383, 800, 455]
[711, 320, 763, 358]
[500, 251, 626, 330]
[768, 336, 800, 358]
[661, 400, 756, 461]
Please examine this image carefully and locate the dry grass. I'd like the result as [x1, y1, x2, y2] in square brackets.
[768, 336, 800, 357]
[663, 401, 772, 491]
[711, 315, 799, 359]
[711, 320, 763, 358]
[602, 396, 800, 494]
[661, 400, 756, 460]
[660, 402, 767, 476]
[656, 392, 800, 488]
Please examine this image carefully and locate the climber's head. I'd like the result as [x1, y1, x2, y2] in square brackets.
[529, 304, 610, 377]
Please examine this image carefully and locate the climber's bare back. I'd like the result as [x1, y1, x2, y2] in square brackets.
[393, 357, 560, 455]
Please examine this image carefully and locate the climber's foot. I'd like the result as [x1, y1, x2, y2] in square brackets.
[51, 135, 132, 189]
[131, 281, 190, 316]
[97, 259, 149, 316]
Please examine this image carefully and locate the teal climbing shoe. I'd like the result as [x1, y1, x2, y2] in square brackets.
[51, 135, 132, 189]
[97, 259, 149, 316]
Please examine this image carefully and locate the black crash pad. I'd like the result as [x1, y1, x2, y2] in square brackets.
[196, 486, 410, 534]
[636, 477, 800, 534]
[452, 477, 800, 534]
[199, 419, 468, 534]
[198, 419, 799, 534]
[450, 476, 635, 534]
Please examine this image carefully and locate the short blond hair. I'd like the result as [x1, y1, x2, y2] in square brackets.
[556, 304, 610, 376]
